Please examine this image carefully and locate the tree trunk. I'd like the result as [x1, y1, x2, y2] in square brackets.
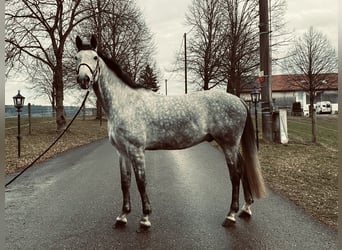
[203, 69, 209, 90]
[51, 88, 56, 118]
[55, 87, 66, 132]
[235, 74, 241, 97]
[226, 69, 238, 95]
[310, 93, 317, 143]
[311, 110, 317, 143]
[54, 64, 66, 132]
[93, 82, 103, 119]
[96, 99, 102, 120]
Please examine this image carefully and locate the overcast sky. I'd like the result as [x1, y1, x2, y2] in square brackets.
[5, 0, 338, 105]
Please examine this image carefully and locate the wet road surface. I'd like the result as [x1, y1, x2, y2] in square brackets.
[5, 139, 337, 249]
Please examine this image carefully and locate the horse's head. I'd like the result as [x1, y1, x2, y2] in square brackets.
[75, 35, 100, 89]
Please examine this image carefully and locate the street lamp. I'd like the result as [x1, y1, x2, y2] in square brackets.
[250, 87, 261, 149]
[13, 90, 25, 158]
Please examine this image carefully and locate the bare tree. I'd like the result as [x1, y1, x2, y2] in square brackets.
[75, 0, 156, 118]
[24, 42, 78, 116]
[26, 58, 54, 107]
[282, 27, 338, 143]
[220, 0, 259, 96]
[270, 0, 292, 62]
[78, 0, 155, 81]
[5, 0, 91, 131]
[185, 0, 226, 90]
[182, 0, 287, 95]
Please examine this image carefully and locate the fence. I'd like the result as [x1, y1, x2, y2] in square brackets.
[5, 104, 97, 118]
[5, 104, 99, 134]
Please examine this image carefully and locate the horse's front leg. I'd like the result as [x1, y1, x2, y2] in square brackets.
[222, 149, 241, 227]
[130, 149, 152, 228]
[115, 155, 132, 226]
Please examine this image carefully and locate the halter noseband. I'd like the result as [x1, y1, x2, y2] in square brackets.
[77, 58, 100, 85]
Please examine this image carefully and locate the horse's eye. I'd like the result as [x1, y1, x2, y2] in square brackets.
[94, 56, 98, 60]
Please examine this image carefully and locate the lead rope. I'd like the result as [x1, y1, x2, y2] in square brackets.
[5, 90, 90, 188]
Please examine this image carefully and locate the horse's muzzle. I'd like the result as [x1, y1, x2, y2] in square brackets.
[77, 75, 91, 89]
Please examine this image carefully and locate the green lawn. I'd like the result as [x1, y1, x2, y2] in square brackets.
[287, 115, 338, 148]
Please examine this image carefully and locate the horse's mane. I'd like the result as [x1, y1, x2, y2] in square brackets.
[98, 52, 147, 90]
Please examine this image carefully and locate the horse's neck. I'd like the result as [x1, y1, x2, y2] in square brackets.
[94, 59, 136, 117]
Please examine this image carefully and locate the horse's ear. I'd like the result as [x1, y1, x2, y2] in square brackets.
[76, 36, 82, 51]
[90, 35, 97, 50]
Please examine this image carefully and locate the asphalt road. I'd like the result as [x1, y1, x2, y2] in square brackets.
[5, 139, 337, 249]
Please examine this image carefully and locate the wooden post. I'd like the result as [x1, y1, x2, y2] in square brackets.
[83, 103, 86, 121]
[99, 106, 102, 127]
[184, 33, 188, 94]
[17, 110, 21, 158]
[165, 79, 168, 96]
[28, 103, 31, 135]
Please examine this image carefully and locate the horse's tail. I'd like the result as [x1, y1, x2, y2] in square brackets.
[240, 102, 266, 199]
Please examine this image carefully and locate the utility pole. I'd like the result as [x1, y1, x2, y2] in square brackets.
[96, 0, 103, 121]
[165, 79, 168, 96]
[259, 0, 273, 142]
[184, 33, 188, 94]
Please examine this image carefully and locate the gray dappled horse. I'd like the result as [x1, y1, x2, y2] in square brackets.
[75, 35, 266, 229]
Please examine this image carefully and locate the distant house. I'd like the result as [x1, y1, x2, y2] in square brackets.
[241, 73, 338, 114]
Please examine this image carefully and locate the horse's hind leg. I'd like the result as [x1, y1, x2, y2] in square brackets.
[221, 146, 241, 227]
[130, 149, 152, 228]
[115, 155, 132, 226]
[238, 152, 254, 218]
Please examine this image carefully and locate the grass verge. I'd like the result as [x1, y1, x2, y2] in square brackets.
[5, 116, 107, 174]
[259, 115, 337, 229]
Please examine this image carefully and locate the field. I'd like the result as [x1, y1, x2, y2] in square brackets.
[5, 114, 338, 229]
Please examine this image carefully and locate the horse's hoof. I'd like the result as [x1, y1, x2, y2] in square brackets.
[239, 203, 252, 219]
[139, 217, 151, 228]
[222, 215, 236, 227]
[114, 215, 127, 228]
[239, 210, 252, 219]
[137, 218, 151, 233]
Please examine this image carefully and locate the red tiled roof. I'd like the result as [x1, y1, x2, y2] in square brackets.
[271, 73, 338, 92]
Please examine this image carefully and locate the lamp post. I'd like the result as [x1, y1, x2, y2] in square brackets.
[250, 87, 261, 149]
[13, 90, 25, 158]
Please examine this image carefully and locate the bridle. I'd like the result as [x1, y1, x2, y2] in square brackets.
[77, 57, 100, 85]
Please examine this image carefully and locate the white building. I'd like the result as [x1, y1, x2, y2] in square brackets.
[242, 73, 338, 115]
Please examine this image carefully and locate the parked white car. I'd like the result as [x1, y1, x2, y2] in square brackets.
[303, 104, 316, 117]
[315, 101, 332, 114]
